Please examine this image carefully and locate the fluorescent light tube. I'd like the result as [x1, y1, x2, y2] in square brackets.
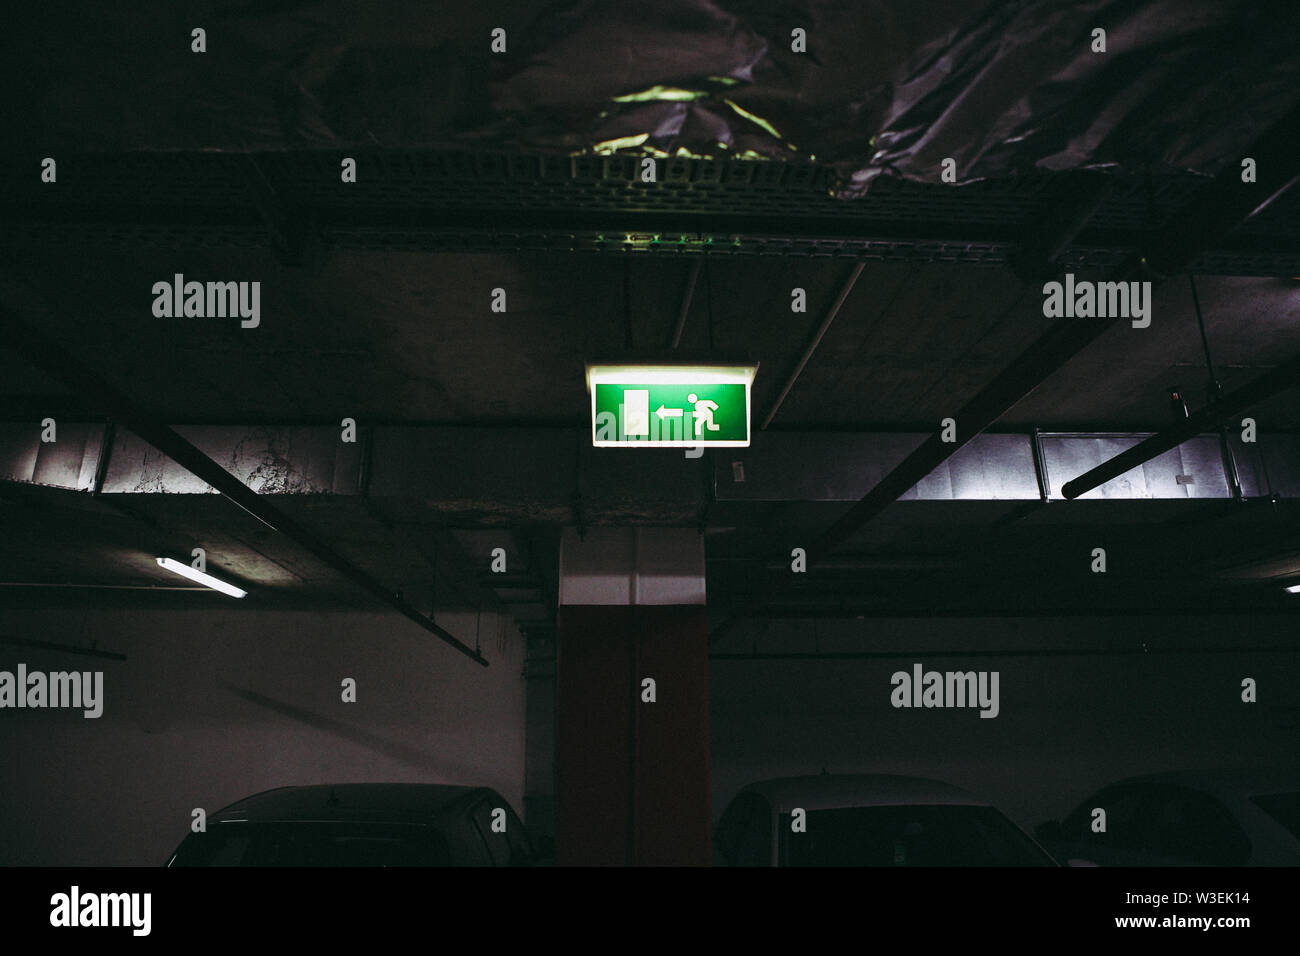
[155, 557, 247, 598]
[585, 364, 756, 391]
[1286, 583, 1300, 594]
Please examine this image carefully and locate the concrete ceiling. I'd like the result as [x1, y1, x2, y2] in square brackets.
[3, 138, 1300, 632]
[3, 249, 1298, 431]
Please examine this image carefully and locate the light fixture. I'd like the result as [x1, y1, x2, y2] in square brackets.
[1286, 583, 1300, 594]
[155, 557, 247, 598]
[585, 363, 758, 448]
[586, 364, 756, 389]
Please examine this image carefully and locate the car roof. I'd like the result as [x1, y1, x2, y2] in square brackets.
[1092, 768, 1300, 800]
[737, 774, 990, 812]
[209, 783, 496, 823]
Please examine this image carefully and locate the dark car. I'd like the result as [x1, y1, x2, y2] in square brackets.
[167, 783, 547, 867]
[715, 774, 1057, 867]
[1036, 769, 1300, 866]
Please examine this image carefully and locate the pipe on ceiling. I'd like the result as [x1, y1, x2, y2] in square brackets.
[0, 302, 490, 668]
[1061, 352, 1300, 500]
[669, 260, 701, 349]
[813, 99, 1300, 556]
[761, 261, 865, 430]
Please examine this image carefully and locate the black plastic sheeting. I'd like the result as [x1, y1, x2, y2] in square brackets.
[8, 0, 1300, 195]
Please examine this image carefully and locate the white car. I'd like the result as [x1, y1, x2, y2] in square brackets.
[1036, 769, 1300, 866]
[714, 774, 1056, 866]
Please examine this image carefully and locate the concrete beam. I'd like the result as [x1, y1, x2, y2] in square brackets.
[4, 425, 1298, 505]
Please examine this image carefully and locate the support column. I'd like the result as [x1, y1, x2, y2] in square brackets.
[555, 528, 711, 866]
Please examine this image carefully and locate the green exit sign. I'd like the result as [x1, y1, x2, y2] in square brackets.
[586, 364, 757, 448]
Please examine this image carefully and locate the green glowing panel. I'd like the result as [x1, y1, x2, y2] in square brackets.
[587, 365, 756, 448]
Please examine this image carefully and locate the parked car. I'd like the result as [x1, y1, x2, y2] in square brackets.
[1036, 769, 1300, 866]
[167, 784, 549, 866]
[714, 774, 1056, 866]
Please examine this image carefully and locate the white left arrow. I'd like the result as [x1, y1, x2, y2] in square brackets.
[655, 404, 683, 420]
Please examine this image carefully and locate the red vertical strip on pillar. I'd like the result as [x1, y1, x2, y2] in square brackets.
[633, 605, 711, 865]
[555, 605, 633, 865]
[555, 604, 712, 865]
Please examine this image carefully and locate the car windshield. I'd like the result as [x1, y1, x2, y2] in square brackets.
[778, 805, 1055, 866]
[1250, 792, 1300, 840]
[169, 821, 452, 866]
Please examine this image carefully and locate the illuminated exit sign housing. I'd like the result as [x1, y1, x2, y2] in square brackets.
[586, 364, 758, 448]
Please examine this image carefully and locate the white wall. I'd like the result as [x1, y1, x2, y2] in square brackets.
[0, 607, 526, 865]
